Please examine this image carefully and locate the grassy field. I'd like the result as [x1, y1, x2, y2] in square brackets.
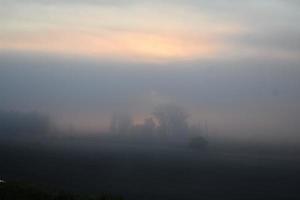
[1, 139, 300, 200]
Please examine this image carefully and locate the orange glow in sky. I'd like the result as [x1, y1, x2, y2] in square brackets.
[1, 1, 298, 63]
[0, 30, 221, 62]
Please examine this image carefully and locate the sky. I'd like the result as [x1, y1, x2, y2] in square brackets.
[0, 0, 300, 141]
[1, 0, 299, 62]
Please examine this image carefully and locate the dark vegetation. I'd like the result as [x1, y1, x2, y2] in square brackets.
[188, 136, 208, 150]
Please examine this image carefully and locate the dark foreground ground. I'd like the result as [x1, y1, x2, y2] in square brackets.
[0, 181, 123, 200]
[1, 139, 300, 200]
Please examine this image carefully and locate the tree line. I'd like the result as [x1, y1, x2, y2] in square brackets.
[110, 104, 208, 148]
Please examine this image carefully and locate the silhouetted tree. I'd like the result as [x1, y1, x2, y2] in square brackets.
[142, 117, 156, 136]
[153, 104, 188, 138]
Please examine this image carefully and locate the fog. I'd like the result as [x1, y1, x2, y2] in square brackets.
[0, 51, 299, 143]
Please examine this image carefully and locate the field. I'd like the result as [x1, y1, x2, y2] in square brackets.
[1, 139, 300, 200]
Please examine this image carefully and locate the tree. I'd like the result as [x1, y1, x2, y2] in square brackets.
[142, 117, 156, 137]
[110, 112, 132, 135]
[152, 104, 188, 138]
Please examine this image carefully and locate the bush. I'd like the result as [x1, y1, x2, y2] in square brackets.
[188, 136, 208, 150]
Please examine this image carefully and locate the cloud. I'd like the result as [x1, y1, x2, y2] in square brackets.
[0, 30, 225, 62]
[0, 0, 137, 6]
[1, 0, 299, 63]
